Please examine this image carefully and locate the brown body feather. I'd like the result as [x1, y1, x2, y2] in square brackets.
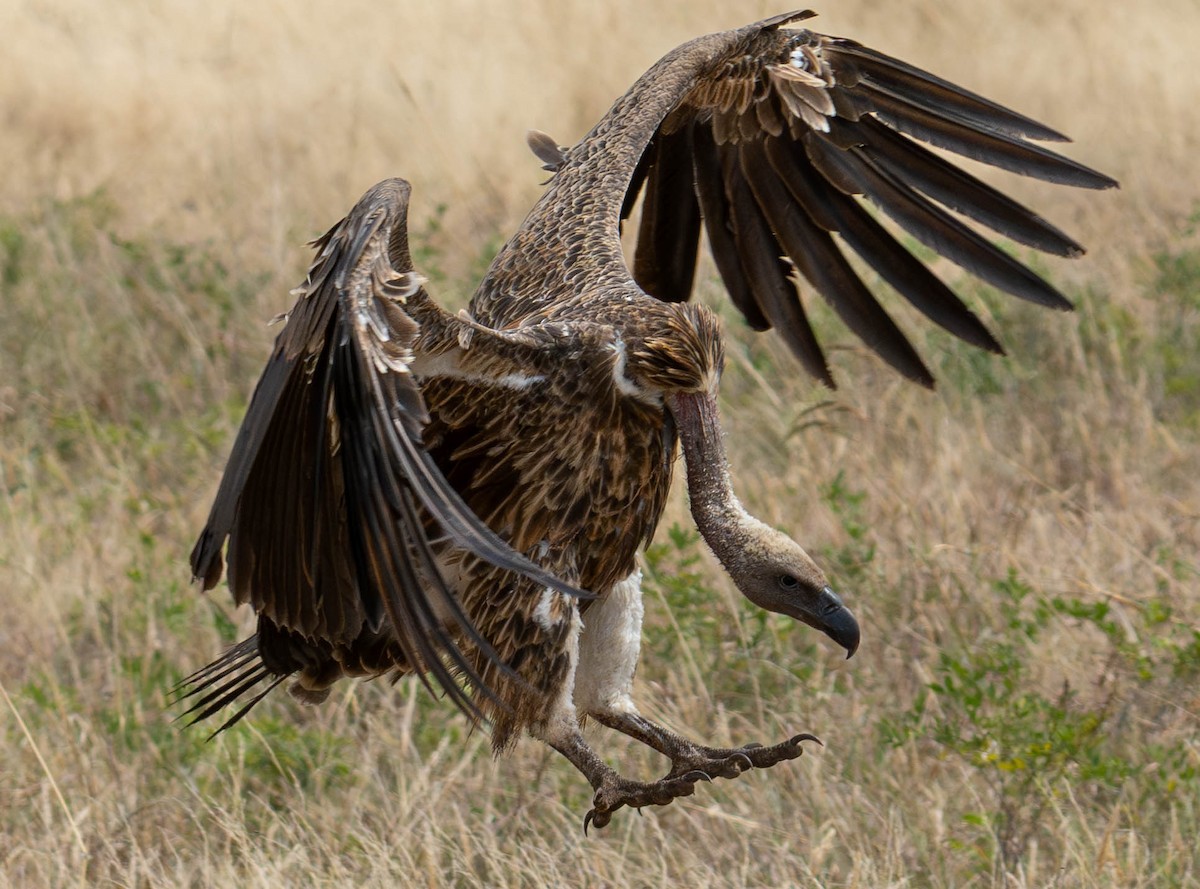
[416, 308, 705, 744]
[181, 11, 1114, 822]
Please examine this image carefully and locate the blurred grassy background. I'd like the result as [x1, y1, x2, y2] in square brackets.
[1, 1, 1198, 886]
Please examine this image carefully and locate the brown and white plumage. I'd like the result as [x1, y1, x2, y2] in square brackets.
[181, 11, 1115, 827]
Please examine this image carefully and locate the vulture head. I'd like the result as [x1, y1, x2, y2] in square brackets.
[721, 516, 859, 657]
[667, 388, 860, 658]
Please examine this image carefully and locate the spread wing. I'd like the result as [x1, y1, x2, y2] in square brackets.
[189, 178, 588, 716]
[625, 10, 1118, 387]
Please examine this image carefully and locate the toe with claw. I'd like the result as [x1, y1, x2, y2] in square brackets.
[583, 769, 712, 834]
[659, 731, 822, 782]
[736, 732, 822, 769]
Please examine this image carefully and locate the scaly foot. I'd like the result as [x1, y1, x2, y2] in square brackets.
[583, 769, 713, 833]
[592, 712, 822, 782]
[662, 731, 821, 779]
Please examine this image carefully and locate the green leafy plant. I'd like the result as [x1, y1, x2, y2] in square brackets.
[881, 567, 1200, 874]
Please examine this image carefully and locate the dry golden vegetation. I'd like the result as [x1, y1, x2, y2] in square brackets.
[2, 1, 1199, 886]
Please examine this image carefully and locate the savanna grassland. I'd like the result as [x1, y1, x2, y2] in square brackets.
[2, 1, 1198, 886]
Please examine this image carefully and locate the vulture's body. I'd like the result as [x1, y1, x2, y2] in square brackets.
[183, 11, 1115, 827]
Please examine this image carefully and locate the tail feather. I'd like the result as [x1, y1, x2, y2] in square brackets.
[173, 635, 291, 736]
[172, 639, 261, 702]
[204, 675, 289, 740]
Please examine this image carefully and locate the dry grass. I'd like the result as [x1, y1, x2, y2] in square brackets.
[2, 1, 1199, 886]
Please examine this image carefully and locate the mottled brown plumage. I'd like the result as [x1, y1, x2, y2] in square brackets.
[180, 10, 1115, 827]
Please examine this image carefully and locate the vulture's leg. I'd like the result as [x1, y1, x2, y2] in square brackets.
[534, 718, 712, 832]
[576, 570, 820, 781]
[527, 600, 711, 831]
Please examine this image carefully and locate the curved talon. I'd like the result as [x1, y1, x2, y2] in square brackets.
[583, 808, 612, 834]
[583, 718, 828, 818]
[708, 752, 753, 779]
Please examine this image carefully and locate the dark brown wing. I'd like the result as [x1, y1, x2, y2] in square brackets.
[628, 11, 1117, 387]
[189, 178, 588, 719]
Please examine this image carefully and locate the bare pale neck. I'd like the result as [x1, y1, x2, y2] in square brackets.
[666, 388, 741, 537]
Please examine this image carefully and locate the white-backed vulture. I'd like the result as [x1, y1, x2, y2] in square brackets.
[180, 11, 1116, 829]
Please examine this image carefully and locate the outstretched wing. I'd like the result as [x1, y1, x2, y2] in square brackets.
[190, 178, 588, 717]
[625, 10, 1117, 387]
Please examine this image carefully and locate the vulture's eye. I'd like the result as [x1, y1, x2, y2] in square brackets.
[778, 574, 799, 591]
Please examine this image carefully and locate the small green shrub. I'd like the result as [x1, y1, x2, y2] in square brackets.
[881, 567, 1200, 873]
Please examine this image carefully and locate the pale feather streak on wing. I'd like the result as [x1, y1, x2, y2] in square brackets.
[190, 178, 587, 719]
[625, 17, 1116, 387]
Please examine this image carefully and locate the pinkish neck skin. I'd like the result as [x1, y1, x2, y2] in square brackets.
[666, 388, 743, 544]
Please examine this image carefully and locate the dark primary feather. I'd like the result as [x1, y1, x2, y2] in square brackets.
[740, 137, 934, 385]
[848, 117, 1084, 257]
[623, 15, 1116, 387]
[824, 41, 1072, 142]
[691, 125, 772, 333]
[716, 133, 835, 386]
[764, 135, 1004, 354]
[802, 133, 1076, 310]
[632, 127, 702, 303]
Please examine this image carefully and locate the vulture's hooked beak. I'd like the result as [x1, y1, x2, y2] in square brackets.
[809, 586, 860, 658]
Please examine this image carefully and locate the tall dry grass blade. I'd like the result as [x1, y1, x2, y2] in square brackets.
[2, 680, 87, 856]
